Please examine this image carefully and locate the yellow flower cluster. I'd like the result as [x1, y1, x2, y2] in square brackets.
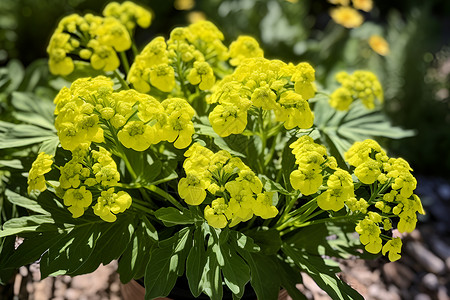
[56, 145, 131, 221]
[328, 0, 373, 28]
[47, 1, 152, 75]
[228, 36, 264, 66]
[289, 136, 355, 212]
[27, 152, 53, 194]
[209, 58, 316, 136]
[54, 76, 196, 152]
[128, 20, 229, 94]
[103, 1, 152, 31]
[178, 143, 278, 228]
[329, 70, 383, 111]
[345, 139, 425, 260]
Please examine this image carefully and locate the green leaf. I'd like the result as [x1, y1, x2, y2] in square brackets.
[0, 122, 56, 149]
[117, 216, 158, 283]
[186, 228, 208, 297]
[155, 207, 197, 227]
[11, 92, 55, 130]
[39, 136, 60, 156]
[246, 228, 282, 255]
[5, 189, 49, 215]
[260, 175, 290, 195]
[145, 228, 192, 299]
[283, 243, 363, 300]
[229, 230, 260, 253]
[239, 251, 280, 300]
[275, 259, 307, 300]
[0, 160, 23, 169]
[0, 215, 58, 237]
[221, 243, 250, 298]
[0, 236, 17, 284]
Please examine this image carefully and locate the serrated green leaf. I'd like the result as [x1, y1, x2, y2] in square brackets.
[145, 228, 191, 299]
[117, 216, 158, 283]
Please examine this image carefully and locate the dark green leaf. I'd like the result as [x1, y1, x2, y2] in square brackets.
[155, 207, 197, 227]
[275, 259, 307, 300]
[246, 228, 282, 255]
[282, 243, 363, 300]
[145, 228, 192, 299]
[186, 228, 208, 297]
[221, 243, 250, 298]
[229, 231, 260, 253]
[117, 216, 158, 283]
[239, 251, 280, 300]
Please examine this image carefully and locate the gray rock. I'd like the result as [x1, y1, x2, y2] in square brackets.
[422, 273, 439, 291]
[414, 293, 432, 300]
[406, 241, 446, 274]
[429, 236, 450, 260]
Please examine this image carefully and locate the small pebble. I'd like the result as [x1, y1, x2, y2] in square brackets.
[422, 273, 439, 291]
[406, 241, 446, 274]
[414, 293, 432, 300]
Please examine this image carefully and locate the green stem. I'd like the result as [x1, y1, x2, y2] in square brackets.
[119, 52, 130, 75]
[292, 215, 350, 228]
[113, 70, 130, 90]
[131, 202, 155, 215]
[132, 43, 139, 57]
[145, 185, 184, 210]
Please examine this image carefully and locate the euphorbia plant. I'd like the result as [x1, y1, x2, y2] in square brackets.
[0, 2, 424, 300]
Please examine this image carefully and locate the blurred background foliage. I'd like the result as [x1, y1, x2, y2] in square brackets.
[0, 0, 449, 177]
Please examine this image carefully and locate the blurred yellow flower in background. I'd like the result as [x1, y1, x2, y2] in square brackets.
[369, 35, 390, 56]
[330, 6, 363, 28]
[352, 0, 373, 12]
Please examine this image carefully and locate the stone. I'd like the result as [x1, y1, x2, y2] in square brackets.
[382, 262, 415, 289]
[414, 293, 432, 300]
[422, 273, 439, 291]
[406, 241, 446, 274]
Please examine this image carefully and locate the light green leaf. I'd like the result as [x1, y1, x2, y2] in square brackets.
[5, 189, 49, 215]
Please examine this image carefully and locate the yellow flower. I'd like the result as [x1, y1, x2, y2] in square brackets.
[103, 1, 152, 30]
[290, 168, 323, 195]
[316, 188, 348, 211]
[382, 238, 402, 262]
[225, 181, 255, 220]
[251, 86, 277, 110]
[186, 61, 215, 90]
[354, 159, 381, 184]
[93, 188, 132, 222]
[209, 103, 248, 137]
[330, 6, 364, 28]
[48, 50, 74, 76]
[117, 121, 156, 151]
[204, 198, 228, 228]
[150, 64, 175, 92]
[27, 152, 53, 194]
[329, 87, 353, 111]
[275, 91, 314, 130]
[291, 62, 316, 100]
[369, 35, 390, 56]
[355, 216, 382, 254]
[95, 17, 132, 52]
[228, 36, 264, 66]
[178, 173, 208, 205]
[89, 44, 120, 71]
[63, 186, 92, 218]
[253, 192, 278, 219]
[352, 0, 373, 12]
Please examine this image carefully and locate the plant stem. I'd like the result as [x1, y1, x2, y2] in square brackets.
[145, 184, 184, 210]
[119, 52, 130, 75]
[113, 70, 130, 90]
[132, 202, 155, 215]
